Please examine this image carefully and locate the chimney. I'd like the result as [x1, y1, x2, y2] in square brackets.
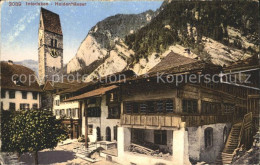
[8, 60, 13, 65]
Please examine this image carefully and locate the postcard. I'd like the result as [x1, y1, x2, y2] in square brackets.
[0, 0, 259, 164]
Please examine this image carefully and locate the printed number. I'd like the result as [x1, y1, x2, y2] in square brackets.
[9, 2, 21, 6]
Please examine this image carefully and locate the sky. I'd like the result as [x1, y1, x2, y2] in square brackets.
[0, 1, 163, 64]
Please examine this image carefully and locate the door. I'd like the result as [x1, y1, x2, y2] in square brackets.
[106, 127, 111, 141]
[96, 127, 101, 141]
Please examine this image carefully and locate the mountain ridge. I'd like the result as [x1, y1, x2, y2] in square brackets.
[66, 0, 259, 81]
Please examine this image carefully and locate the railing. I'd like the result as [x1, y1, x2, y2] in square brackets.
[121, 114, 181, 128]
[121, 113, 234, 128]
[181, 114, 234, 127]
[237, 112, 252, 148]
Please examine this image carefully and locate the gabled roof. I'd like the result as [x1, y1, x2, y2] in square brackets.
[41, 8, 62, 35]
[57, 82, 93, 94]
[148, 52, 198, 73]
[43, 80, 85, 92]
[64, 85, 118, 102]
[1, 62, 42, 92]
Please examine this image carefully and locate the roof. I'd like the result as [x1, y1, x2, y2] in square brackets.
[1, 62, 42, 92]
[148, 52, 198, 73]
[64, 85, 118, 102]
[224, 55, 260, 72]
[41, 8, 62, 35]
[57, 82, 93, 94]
[43, 80, 87, 92]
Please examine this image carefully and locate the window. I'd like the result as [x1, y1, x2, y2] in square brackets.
[165, 100, 174, 113]
[223, 127, 228, 143]
[67, 109, 71, 117]
[88, 125, 93, 135]
[20, 103, 29, 110]
[71, 108, 76, 118]
[1, 89, 6, 98]
[224, 104, 235, 114]
[140, 103, 147, 113]
[204, 127, 213, 148]
[9, 103, 15, 111]
[108, 92, 118, 103]
[54, 39, 57, 47]
[125, 99, 175, 114]
[32, 104, 38, 109]
[108, 105, 121, 119]
[125, 103, 133, 114]
[85, 107, 101, 117]
[156, 101, 164, 113]
[133, 103, 139, 113]
[182, 99, 198, 113]
[61, 109, 65, 116]
[154, 130, 167, 145]
[9, 91, 15, 99]
[51, 39, 53, 47]
[55, 100, 60, 106]
[147, 101, 155, 113]
[33, 92, 38, 100]
[202, 102, 220, 114]
[22, 91, 27, 99]
[55, 110, 59, 116]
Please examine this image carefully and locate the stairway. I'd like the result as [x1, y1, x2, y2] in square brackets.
[215, 123, 242, 164]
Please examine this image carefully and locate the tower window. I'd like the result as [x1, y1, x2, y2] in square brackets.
[51, 39, 53, 47]
[55, 39, 57, 47]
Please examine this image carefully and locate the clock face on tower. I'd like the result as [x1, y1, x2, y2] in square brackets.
[48, 48, 59, 58]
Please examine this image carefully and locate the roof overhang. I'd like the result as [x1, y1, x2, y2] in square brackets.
[64, 85, 118, 102]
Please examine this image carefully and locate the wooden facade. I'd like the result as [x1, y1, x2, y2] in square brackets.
[120, 76, 255, 129]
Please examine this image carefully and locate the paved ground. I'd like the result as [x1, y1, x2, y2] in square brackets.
[19, 140, 119, 165]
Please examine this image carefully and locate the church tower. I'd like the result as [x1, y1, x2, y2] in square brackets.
[38, 8, 63, 84]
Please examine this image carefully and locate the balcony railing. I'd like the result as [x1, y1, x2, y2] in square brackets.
[121, 113, 234, 128]
[121, 114, 181, 128]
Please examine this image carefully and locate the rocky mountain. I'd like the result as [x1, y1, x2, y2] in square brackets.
[66, 0, 259, 81]
[67, 9, 158, 75]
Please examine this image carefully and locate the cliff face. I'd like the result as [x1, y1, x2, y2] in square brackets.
[66, 9, 158, 75]
[67, 0, 259, 81]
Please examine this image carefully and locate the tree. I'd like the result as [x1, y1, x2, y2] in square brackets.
[1, 109, 67, 165]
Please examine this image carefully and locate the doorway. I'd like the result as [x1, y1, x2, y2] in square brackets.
[96, 127, 101, 141]
[106, 127, 111, 141]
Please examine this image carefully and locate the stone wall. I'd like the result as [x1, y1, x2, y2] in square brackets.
[187, 123, 232, 163]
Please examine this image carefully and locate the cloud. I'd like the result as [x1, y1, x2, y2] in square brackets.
[7, 8, 40, 44]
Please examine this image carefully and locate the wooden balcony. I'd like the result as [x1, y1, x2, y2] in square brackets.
[121, 113, 234, 128]
[181, 114, 234, 127]
[121, 114, 182, 128]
